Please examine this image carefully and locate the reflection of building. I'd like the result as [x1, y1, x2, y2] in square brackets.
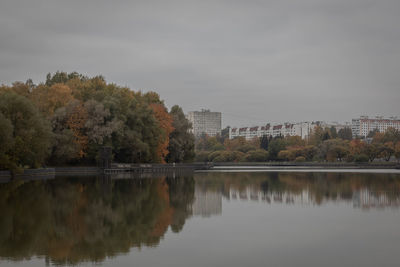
[191, 188, 222, 217]
[227, 186, 400, 210]
[353, 189, 400, 210]
[229, 188, 314, 206]
[187, 109, 222, 137]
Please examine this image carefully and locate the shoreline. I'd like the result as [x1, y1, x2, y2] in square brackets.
[1, 162, 399, 183]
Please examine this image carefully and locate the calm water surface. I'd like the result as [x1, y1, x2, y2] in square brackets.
[1, 171, 400, 267]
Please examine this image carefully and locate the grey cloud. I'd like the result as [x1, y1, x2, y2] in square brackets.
[0, 0, 399, 127]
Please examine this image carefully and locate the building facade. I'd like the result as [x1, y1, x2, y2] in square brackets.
[229, 122, 318, 140]
[351, 116, 400, 137]
[187, 109, 222, 137]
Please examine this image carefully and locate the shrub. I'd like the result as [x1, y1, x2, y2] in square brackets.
[295, 156, 306, 162]
[195, 151, 210, 162]
[245, 150, 269, 162]
[354, 154, 369, 163]
[209, 151, 245, 162]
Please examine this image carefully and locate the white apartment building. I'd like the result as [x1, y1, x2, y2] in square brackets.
[229, 122, 318, 140]
[187, 109, 222, 137]
[351, 116, 400, 137]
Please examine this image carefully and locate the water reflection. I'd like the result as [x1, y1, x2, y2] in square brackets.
[1, 171, 400, 266]
[194, 172, 400, 210]
[192, 188, 222, 217]
[0, 176, 194, 265]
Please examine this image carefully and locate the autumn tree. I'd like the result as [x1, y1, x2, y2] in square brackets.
[380, 142, 395, 161]
[394, 142, 400, 162]
[30, 83, 74, 116]
[150, 103, 174, 163]
[309, 126, 326, 145]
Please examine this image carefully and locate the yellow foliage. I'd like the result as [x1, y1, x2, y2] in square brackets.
[31, 83, 74, 115]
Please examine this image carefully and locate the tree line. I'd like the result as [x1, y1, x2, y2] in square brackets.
[0, 72, 195, 171]
[195, 126, 400, 163]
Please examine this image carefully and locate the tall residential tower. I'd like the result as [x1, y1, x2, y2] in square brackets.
[187, 109, 222, 137]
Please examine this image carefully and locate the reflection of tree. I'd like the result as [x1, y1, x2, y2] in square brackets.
[195, 172, 400, 206]
[0, 176, 195, 265]
[166, 176, 195, 232]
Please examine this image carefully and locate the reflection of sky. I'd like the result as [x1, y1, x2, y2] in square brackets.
[3, 200, 400, 267]
[104, 201, 400, 267]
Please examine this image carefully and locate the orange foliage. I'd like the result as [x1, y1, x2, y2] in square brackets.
[31, 83, 74, 115]
[151, 178, 174, 237]
[67, 103, 88, 158]
[349, 139, 366, 156]
[372, 132, 385, 144]
[150, 104, 174, 163]
[224, 136, 246, 151]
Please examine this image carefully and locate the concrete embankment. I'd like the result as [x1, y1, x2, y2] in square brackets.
[199, 162, 400, 173]
[0, 163, 212, 182]
[209, 162, 399, 169]
[0, 168, 55, 183]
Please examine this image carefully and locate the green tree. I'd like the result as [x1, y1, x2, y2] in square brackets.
[0, 113, 14, 169]
[362, 143, 381, 162]
[367, 128, 379, 138]
[382, 128, 400, 143]
[83, 99, 122, 162]
[260, 135, 270, 150]
[216, 127, 230, 144]
[45, 71, 87, 86]
[338, 127, 353, 140]
[317, 139, 349, 162]
[268, 137, 286, 160]
[330, 126, 338, 139]
[0, 92, 52, 169]
[166, 105, 195, 163]
[114, 100, 162, 163]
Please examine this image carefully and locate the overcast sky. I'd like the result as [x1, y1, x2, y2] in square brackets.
[1, 0, 399, 127]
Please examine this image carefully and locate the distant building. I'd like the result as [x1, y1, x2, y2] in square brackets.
[187, 109, 221, 137]
[321, 121, 352, 133]
[229, 121, 319, 140]
[351, 116, 400, 137]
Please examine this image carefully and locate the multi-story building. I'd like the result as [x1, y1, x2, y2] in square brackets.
[322, 121, 352, 133]
[229, 121, 317, 140]
[351, 116, 400, 137]
[187, 109, 222, 137]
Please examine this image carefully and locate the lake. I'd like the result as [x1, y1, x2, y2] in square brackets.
[1, 170, 400, 267]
